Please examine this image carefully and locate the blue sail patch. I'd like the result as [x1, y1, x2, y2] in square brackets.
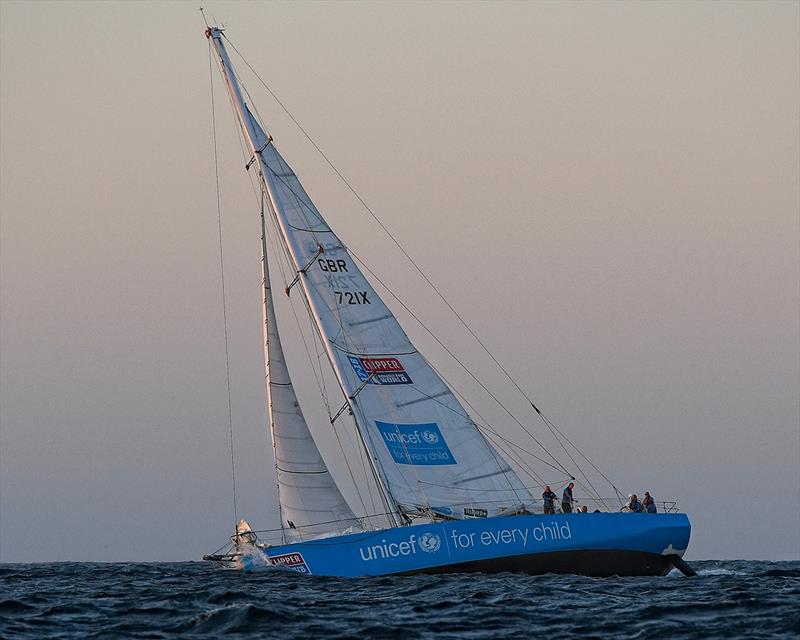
[376, 421, 456, 465]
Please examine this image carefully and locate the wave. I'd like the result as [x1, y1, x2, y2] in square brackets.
[1, 560, 797, 639]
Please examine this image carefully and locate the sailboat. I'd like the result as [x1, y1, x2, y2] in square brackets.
[201, 25, 694, 578]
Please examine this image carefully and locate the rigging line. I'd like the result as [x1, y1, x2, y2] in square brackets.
[540, 411, 624, 505]
[522, 395, 614, 503]
[302, 296, 377, 515]
[351, 400, 399, 525]
[347, 409, 378, 515]
[396, 363, 561, 475]
[500, 383, 605, 502]
[209, 42, 238, 529]
[348, 249, 570, 475]
[569, 479, 606, 509]
[486, 437, 545, 489]
[330, 416, 370, 515]
[388, 363, 549, 494]
[394, 374, 524, 502]
[223, 34, 623, 498]
[416, 480, 572, 494]
[476, 423, 546, 487]
[536, 410, 602, 501]
[477, 428, 546, 489]
[423, 356, 555, 480]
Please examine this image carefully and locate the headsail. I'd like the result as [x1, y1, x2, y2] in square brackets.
[259, 196, 360, 541]
[208, 27, 533, 521]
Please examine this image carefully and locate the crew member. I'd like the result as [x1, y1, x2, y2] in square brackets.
[562, 482, 575, 514]
[627, 494, 643, 513]
[542, 485, 557, 514]
[643, 491, 657, 513]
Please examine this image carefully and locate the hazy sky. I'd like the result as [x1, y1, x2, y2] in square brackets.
[1, 1, 798, 562]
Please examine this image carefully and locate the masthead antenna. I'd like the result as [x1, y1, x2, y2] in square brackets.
[199, 7, 210, 28]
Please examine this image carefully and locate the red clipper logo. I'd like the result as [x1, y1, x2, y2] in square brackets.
[269, 552, 310, 574]
[348, 356, 413, 385]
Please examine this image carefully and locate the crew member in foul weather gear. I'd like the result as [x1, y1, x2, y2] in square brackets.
[627, 494, 644, 513]
[562, 482, 575, 513]
[643, 491, 657, 513]
[542, 486, 557, 514]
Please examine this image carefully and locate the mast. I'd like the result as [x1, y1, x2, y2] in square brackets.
[207, 27, 400, 526]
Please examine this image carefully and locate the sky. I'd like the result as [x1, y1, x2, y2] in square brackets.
[1, 1, 798, 563]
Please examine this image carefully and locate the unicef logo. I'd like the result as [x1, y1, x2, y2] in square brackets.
[420, 430, 439, 444]
[418, 532, 441, 553]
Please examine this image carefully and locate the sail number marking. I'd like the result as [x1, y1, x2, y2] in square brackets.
[335, 291, 370, 305]
[319, 258, 348, 272]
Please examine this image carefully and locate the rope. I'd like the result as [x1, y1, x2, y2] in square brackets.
[208, 43, 238, 529]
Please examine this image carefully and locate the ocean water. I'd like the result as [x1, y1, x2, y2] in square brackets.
[1, 561, 798, 639]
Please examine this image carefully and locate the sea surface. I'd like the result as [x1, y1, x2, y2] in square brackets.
[1, 560, 798, 639]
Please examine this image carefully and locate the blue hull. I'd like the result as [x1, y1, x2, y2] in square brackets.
[243, 513, 691, 577]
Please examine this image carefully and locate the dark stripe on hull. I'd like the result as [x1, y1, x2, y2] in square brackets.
[394, 550, 676, 578]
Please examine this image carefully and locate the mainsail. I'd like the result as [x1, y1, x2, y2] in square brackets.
[259, 195, 360, 541]
[209, 27, 533, 522]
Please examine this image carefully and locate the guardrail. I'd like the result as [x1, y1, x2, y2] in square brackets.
[561, 497, 679, 514]
[242, 500, 682, 547]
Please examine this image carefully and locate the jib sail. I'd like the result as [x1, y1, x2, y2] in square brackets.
[259, 203, 360, 541]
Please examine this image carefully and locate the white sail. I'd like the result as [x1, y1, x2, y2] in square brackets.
[260, 203, 360, 542]
[209, 28, 533, 521]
